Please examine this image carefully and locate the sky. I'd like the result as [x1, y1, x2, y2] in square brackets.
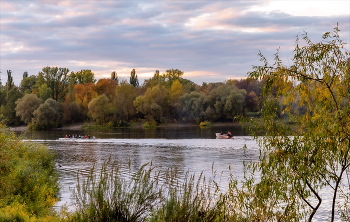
[1, 0, 349, 86]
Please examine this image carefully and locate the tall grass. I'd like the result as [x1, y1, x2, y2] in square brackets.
[66, 161, 226, 222]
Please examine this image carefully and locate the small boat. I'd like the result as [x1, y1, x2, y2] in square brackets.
[215, 133, 233, 139]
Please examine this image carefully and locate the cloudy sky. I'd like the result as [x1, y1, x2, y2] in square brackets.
[1, 0, 349, 85]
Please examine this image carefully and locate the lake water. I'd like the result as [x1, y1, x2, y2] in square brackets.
[21, 125, 341, 221]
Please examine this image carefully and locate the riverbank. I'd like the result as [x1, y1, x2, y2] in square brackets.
[8, 121, 240, 132]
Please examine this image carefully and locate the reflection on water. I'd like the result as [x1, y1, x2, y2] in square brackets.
[21, 125, 339, 221]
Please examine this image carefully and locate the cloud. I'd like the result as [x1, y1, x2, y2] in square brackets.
[1, 0, 349, 85]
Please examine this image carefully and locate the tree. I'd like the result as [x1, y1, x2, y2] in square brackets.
[114, 80, 138, 122]
[74, 83, 98, 117]
[36, 83, 52, 101]
[88, 94, 112, 124]
[244, 26, 350, 221]
[20, 75, 38, 94]
[6, 70, 14, 99]
[95, 79, 117, 99]
[0, 87, 23, 126]
[36, 66, 70, 101]
[180, 91, 206, 123]
[129, 69, 139, 87]
[111, 71, 119, 83]
[169, 80, 184, 120]
[31, 98, 61, 129]
[15, 94, 42, 124]
[70, 69, 96, 85]
[134, 85, 169, 122]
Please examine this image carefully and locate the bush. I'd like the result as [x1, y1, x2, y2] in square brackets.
[143, 121, 157, 128]
[0, 126, 59, 221]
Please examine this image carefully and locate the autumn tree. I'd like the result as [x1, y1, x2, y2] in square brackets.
[240, 26, 350, 221]
[74, 83, 98, 117]
[95, 78, 117, 99]
[169, 79, 184, 120]
[15, 94, 42, 124]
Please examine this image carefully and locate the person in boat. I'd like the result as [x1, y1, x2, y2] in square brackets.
[227, 131, 233, 138]
[64, 135, 69, 138]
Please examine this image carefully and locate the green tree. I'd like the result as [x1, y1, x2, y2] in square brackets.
[0, 87, 23, 126]
[244, 26, 350, 221]
[36, 66, 70, 101]
[20, 75, 38, 94]
[180, 91, 206, 123]
[88, 94, 112, 124]
[129, 69, 139, 87]
[114, 80, 138, 122]
[37, 83, 53, 101]
[15, 94, 42, 124]
[70, 69, 96, 84]
[5, 70, 14, 100]
[134, 85, 168, 122]
[31, 98, 61, 129]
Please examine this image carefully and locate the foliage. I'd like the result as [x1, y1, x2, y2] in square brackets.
[114, 80, 138, 122]
[74, 83, 98, 117]
[130, 69, 139, 87]
[36, 66, 70, 101]
[20, 75, 38, 94]
[2, 65, 263, 127]
[70, 69, 96, 85]
[0, 87, 23, 126]
[95, 78, 117, 99]
[245, 26, 350, 221]
[88, 94, 113, 124]
[15, 93, 42, 124]
[143, 120, 157, 128]
[31, 98, 62, 129]
[0, 126, 59, 221]
[134, 85, 169, 123]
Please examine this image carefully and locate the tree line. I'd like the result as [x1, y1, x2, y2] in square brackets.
[0, 68, 263, 129]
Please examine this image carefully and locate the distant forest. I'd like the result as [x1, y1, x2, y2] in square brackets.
[0, 68, 263, 129]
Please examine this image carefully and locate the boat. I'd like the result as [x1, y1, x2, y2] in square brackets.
[215, 133, 233, 139]
[58, 135, 96, 140]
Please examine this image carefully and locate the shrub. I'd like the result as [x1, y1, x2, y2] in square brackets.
[0, 126, 59, 221]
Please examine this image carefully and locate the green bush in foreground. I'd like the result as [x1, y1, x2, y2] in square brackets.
[0, 125, 59, 221]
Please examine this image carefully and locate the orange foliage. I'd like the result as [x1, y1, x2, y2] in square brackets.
[74, 83, 98, 110]
[95, 79, 117, 99]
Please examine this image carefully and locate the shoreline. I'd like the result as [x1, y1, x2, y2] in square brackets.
[8, 121, 240, 132]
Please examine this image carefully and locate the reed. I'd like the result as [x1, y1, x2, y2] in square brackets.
[66, 161, 227, 222]
[68, 161, 163, 222]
